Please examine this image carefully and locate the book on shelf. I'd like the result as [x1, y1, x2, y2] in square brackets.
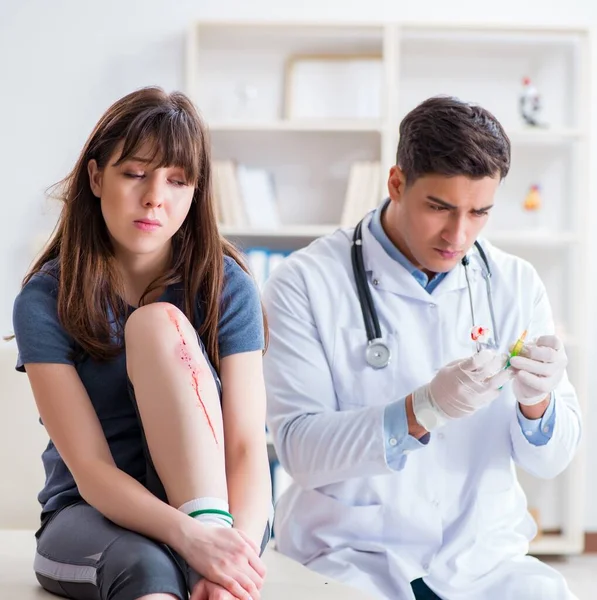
[339, 160, 382, 227]
[212, 160, 246, 227]
[212, 160, 280, 229]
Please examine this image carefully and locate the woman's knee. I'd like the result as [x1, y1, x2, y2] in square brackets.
[125, 303, 201, 358]
[124, 302, 215, 382]
[125, 303, 193, 343]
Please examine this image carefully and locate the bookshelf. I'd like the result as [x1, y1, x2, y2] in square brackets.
[186, 20, 591, 556]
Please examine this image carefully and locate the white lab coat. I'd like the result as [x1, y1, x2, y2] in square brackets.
[263, 213, 582, 600]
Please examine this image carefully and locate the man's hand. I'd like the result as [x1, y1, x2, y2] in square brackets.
[509, 335, 567, 406]
[412, 350, 512, 431]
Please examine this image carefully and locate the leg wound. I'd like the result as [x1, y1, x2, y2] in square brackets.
[166, 307, 218, 445]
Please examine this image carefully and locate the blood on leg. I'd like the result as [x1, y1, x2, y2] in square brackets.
[166, 306, 218, 445]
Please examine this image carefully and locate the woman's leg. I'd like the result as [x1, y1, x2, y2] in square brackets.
[124, 302, 227, 510]
[124, 302, 271, 596]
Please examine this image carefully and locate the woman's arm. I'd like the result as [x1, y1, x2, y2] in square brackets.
[220, 351, 271, 546]
[24, 363, 201, 549]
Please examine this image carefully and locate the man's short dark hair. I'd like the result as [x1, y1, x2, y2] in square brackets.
[396, 96, 511, 185]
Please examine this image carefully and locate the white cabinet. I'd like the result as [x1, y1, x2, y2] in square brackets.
[186, 20, 590, 556]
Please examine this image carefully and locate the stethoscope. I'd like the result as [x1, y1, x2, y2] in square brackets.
[351, 218, 500, 369]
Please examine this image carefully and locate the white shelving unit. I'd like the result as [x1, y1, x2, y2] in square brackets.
[186, 21, 591, 557]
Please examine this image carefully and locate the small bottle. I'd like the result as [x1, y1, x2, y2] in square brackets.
[523, 184, 542, 211]
[522, 184, 543, 231]
[519, 77, 542, 127]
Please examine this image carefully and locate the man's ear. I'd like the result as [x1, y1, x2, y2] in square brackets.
[388, 165, 406, 202]
[88, 159, 103, 198]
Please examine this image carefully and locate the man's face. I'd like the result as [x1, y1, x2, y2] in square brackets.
[384, 167, 500, 275]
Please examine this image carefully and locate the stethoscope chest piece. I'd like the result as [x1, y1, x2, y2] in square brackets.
[366, 340, 391, 369]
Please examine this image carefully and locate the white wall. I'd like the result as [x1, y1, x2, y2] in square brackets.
[1, 0, 596, 529]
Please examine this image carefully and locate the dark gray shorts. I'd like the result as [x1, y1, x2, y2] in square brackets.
[34, 353, 271, 600]
[35, 500, 270, 600]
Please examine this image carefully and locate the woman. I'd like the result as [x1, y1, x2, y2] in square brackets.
[12, 87, 271, 600]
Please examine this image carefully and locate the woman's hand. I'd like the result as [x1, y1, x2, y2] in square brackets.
[180, 521, 265, 600]
[191, 578, 245, 600]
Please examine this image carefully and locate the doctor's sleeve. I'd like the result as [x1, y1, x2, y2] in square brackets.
[262, 261, 407, 489]
[509, 278, 582, 479]
[516, 395, 556, 446]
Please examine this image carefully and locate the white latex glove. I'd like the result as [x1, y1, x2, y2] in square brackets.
[508, 335, 567, 406]
[412, 350, 512, 431]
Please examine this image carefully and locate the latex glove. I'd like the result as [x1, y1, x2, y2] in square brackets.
[508, 335, 567, 406]
[412, 350, 512, 431]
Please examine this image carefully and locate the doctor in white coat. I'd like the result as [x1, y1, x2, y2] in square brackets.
[263, 97, 581, 600]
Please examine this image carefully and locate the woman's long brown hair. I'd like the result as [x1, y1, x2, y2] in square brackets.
[23, 86, 261, 372]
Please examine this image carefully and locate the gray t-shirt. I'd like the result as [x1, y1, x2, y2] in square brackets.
[12, 256, 264, 516]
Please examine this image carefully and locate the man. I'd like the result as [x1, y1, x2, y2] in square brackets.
[262, 97, 581, 600]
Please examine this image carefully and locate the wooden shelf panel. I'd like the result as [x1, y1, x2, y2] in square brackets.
[210, 120, 384, 133]
[219, 225, 338, 238]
